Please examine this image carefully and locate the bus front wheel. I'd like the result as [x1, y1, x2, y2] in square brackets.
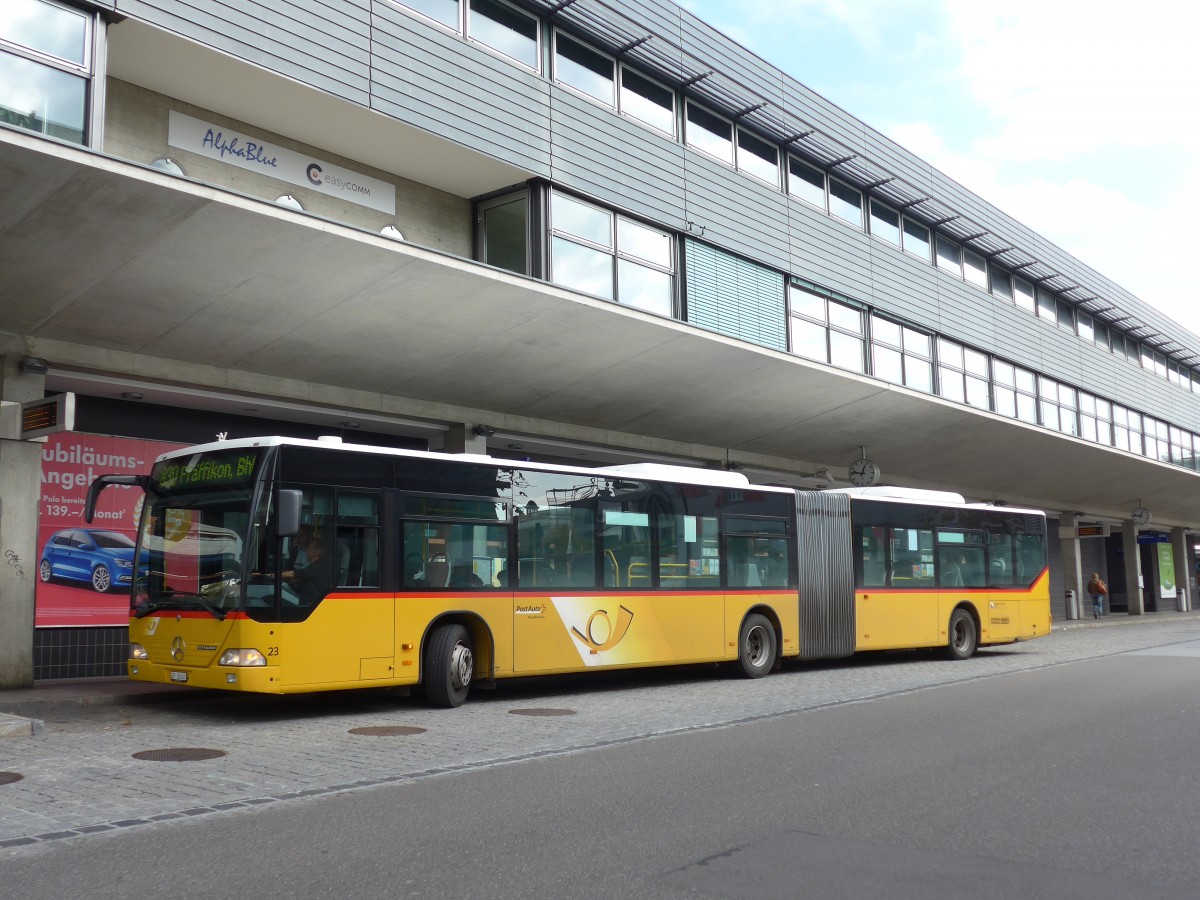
[737, 614, 776, 678]
[424, 623, 473, 708]
[946, 608, 978, 660]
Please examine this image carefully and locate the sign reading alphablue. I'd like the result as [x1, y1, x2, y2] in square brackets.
[167, 111, 396, 215]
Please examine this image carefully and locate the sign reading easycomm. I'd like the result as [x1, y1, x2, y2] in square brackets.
[167, 111, 396, 215]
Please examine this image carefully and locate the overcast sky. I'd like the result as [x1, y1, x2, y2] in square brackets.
[681, 0, 1199, 338]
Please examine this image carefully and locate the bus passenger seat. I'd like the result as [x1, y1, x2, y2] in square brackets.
[425, 555, 450, 587]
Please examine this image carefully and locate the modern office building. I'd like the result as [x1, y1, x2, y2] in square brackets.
[2, 0, 1197, 686]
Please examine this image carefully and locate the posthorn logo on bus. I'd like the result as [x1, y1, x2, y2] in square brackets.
[570, 605, 634, 653]
[171, 636, 185, 662]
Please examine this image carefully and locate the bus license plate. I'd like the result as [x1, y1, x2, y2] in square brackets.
[170, 671, 188, 683]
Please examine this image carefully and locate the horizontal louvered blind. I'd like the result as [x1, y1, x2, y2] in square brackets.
[685, 239, 786, 351]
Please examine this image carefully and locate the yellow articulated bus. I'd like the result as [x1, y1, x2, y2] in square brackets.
[85, 437, 1050, 707]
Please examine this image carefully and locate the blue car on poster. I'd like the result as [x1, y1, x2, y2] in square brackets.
[39, 528, 136, 593]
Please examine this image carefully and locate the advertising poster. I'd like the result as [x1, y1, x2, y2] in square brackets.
[36, 433, 186, 627]
[1158, 543, 1176, 601]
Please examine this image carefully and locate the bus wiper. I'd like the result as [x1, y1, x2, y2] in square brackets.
[132, 592, 227, 621]
[191, 594, 228, 621]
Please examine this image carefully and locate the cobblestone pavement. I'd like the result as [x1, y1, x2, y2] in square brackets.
[2, 616, 1198, 848]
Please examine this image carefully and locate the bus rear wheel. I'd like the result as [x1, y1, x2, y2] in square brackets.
[424, 623, 473, 708]
[737, 614, 776, 678]
[946, 608, 978, 660]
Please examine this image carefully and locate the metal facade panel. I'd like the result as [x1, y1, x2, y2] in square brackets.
[370, 3, 551, 174]
[795, 491, 855, 660]
[788, 204, 874, 301]
[548, 90, 686, 228]
[869, 242, 942, 327]
[120, 0, 370, 103]
[682, 153, 790, 270]
[684, 240, 786, 351]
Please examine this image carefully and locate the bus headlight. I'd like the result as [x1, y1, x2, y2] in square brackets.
[129, 643, 148, 660]
[219, 648, 267, 667]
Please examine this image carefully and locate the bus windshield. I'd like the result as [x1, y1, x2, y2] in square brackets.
[134, 448, 261, 619]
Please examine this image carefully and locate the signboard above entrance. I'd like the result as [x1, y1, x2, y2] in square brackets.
[167, 111, 397, 215]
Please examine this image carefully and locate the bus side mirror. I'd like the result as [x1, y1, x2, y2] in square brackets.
[85, 474, 152, 522]
[277, 489, 303, 537]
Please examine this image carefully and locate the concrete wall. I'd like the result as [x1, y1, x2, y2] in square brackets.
[102, 78, 473, 257]
[0, 357, 44, 688]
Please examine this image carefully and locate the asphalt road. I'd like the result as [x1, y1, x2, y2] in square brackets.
[3, 627, 1200, 898]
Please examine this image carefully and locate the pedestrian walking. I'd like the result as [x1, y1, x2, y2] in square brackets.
[1087, 572, 1108, 618]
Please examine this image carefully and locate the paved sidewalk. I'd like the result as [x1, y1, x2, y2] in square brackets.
[0, 609, 1194, 730]
[0, 610, 1197, 850]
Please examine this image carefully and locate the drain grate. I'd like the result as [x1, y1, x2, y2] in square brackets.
[0, 772, 23, 785]
[348, 725, 427, 736]
[509, 708, 576, 717]
[132, 748, 227, 762]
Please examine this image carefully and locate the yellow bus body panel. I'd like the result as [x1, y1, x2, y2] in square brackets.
[129, 589, 799, 692]
[853, 569, 1051, 652]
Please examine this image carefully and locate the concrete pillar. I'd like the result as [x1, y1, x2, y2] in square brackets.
[442, 423, 489, 455]
[0, 357, 45, 687]
[1061, 533, 1084, 620]
[1122, 521, 1144, 616]
[1172, 527, 1190, 611]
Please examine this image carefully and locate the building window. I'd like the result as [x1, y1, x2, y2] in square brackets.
[1147, 348, 1167, 378]
[549, 190, 673, 316]
[871, 315, 932, 392]
[1144, 417, 1170, 462]
[1169, 425, 1194, 467]
[619, 66, 674, 136]
[789, 286, 865, 372]
[685, 240, 786, 351]
[1078, 392, 1113, 445]
[935, 235, 961, 276]
[990, 268, 1012, 302]
[1055, 298, 1075, 331]
[1123, 335, 1140, 365]
[736, 127, 779, 187]
[963, 248, 988, 289]
[1113, 405, 1143, 454]
[392, 0, 461, 29]
[1093, 321, 1110, 351]
[992, 360, 1038, 424]
[1038, 377, 1078, 436]
[869, 199, 901, 246]
[1077, 312, 1094, 343]
[788, 156, 826, 210]
[476, 190, 528, 275]
[0, 0, 91, 145]
[685, 101, 733, 165]
[829, 178, 863, 229]
[937, 338, 989, 409]
[468, 0, 539, 70]
[1013, 277, 1036, 313]
[902, 218, 931, 261]
[553, 31, 613, 105]
[1036, 289, 1056, 321]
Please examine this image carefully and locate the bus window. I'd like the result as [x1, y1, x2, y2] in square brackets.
[1015, 532, 1046, 585]
[598, 479, 652, 589]
[657, 513, 719, 589]
[512, 470, 598, 589]
[937, 529, 986, 587]
[988, 533, 1015, 585]
[336, 492, 381, 587]
[856, 525, 888, 587]
[725, 518, 789, 588]
[889, 527, 934, 586]
[403, 520, 508, 589]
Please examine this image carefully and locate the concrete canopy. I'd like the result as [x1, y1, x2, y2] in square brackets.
[2, 129, 1198, 528]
